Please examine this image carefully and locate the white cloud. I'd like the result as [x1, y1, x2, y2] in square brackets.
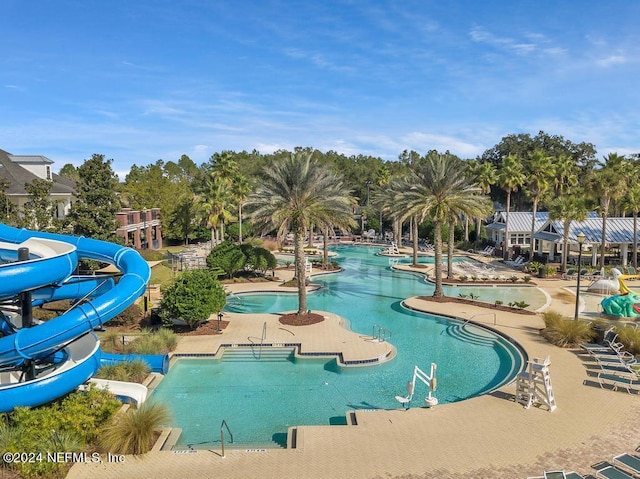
[596, 54, 627, 67]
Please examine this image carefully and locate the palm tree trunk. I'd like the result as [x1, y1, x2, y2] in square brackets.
[503, 191, 511, 261]
[464, 216, 469, 242]
[600, 209, 608, 271]
[530, 198, 538, 260]
[220, 223, 225, 242]
[238, 202, 243, 244]
[634, 212, 638, 269]
[323, 228, 329, 269]
[294, 229, 307, 315]
[475, 218, 482, 250]
[433, 221, 444, 297]
[447, 220, 455, 280]
[561, 219, 570, 274]
[412, 216, 419, 266]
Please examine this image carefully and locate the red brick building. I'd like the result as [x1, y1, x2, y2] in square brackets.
[116, 208, 162, 250]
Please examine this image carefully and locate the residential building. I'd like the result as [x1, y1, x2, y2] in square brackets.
[0, 149, 75, 219]
[115, 208, 162, 250]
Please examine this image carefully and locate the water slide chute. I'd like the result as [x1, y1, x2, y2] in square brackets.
[0, 224, 152, 412]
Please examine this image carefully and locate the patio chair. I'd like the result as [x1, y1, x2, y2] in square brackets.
[562, 268, 576, 280]
[613, 453, 640, 476]
[594, 464, 634, 479]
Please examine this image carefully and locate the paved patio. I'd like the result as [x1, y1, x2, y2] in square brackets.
[67, 253, 640, 479]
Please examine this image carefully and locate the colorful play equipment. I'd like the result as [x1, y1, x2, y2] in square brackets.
[0, 223, 165, 412]
[600, 268, 640, 318]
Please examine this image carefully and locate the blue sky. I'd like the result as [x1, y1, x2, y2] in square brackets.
[2, 1, 639, 178]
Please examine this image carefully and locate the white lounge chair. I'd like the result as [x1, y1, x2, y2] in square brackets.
[505, 255, 526, 268]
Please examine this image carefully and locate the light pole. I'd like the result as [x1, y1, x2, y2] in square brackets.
[217, 312, 223, 333]
[574, 232, 586, 320]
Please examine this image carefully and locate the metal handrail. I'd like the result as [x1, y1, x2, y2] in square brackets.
[468, 312, 497, 325]
[259, 321, 267, 359]
[372, 325, 392, 342]
[220, 420, 233, 458]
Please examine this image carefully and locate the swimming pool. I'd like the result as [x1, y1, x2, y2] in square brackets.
[152, 245, 527, 448]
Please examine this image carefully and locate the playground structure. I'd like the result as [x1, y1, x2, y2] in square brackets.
[0, 223, 166, 413]
[600, 268, 640, 318]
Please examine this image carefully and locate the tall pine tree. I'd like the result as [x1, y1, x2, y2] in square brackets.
[65, 154, 121, 241]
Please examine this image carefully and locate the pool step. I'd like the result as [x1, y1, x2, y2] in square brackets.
[445, 323, 497, 347]
[222, 347, 295, 362]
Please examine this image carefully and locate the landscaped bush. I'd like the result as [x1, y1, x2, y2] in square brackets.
[99, 328, 178, 355]
[2, 387, 121, 478]
[110, 303, 144, 327]
[540, 311, 595, 347]
[95, 360, 151, 383]
[615, 325, 640, 356]
[100, 401, 171, 455]
[160, 269, 226, 329]
[206, 241, 246, 278]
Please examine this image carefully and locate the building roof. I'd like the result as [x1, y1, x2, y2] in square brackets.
[0, 149, 75, 196]
[8, 154, 54, 165]
[486, 211, 550, 233]
[534, 216, 639, 245]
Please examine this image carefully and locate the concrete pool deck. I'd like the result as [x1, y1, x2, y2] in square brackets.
[68, 258, 640, 479]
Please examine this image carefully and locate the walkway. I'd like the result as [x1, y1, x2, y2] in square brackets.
[67, 257, 640, 479]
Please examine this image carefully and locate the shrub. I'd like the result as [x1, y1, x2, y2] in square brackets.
[615, 325, 640, 356]
[3, 387, 121, 478]
[95, 360, 151, 383]
[540, 311, 595, 347]
[100, 401, 171, 455]
[206, 241, 246, 278]
[459, 275, 468, 282]
[160, 269, 226, 329]
[523, 275, 531, 283]
[508, 275, 519, 283]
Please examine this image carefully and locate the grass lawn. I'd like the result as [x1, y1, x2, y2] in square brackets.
[149, 261, 174, 287]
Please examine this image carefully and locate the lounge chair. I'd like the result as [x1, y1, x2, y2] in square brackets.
[597, 371, 640, 393]
[595, 464, 634, 479]
[565, 473, 584, 479]
[476, 245, 492, 255]
[505, 255, 525, 268]
[544, 471, 567, 479]
[562, 268, 576, 280]
[613, 453, 640, 476]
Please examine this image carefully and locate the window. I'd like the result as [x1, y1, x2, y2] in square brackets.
[46, 166, 51, 180]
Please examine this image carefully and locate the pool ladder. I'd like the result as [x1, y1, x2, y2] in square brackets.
[220, 419, 234, 458]
[372, 324, 391, 343]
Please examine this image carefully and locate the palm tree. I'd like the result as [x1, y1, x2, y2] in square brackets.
[525, 149, 554, 259]
[201, 177, 233, 245]
[623, 184, 640, 269]
[466, 160, 497, 248]
[497, 154, 526, 260]
[233, 174, 252, 244]
[589, 153, 629, 270]
[375, 164, 392, 238]
[395, 153, 492, 297]
[246, 151, 356, 315]
[549, 193, 588, 274]
[553, 154, 579, 197]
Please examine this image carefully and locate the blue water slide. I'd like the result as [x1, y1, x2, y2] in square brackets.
[0, 224, 151, 412]
[100, 351, 169, 374]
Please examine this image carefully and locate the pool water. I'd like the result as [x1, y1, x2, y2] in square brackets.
[152, 245, 527, 448]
